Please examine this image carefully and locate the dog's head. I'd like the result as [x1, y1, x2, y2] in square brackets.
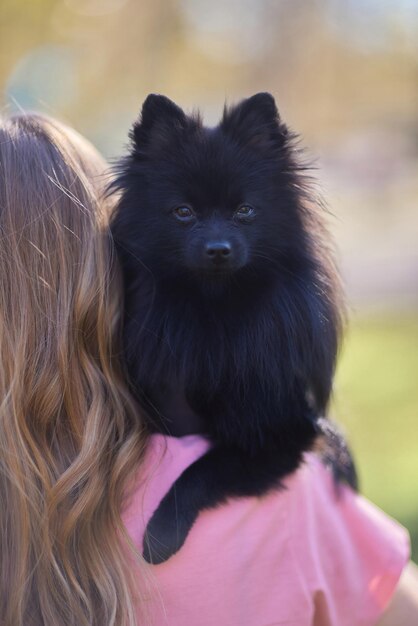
[111, 93, 314, 287]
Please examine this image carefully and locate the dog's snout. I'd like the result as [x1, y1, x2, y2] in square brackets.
[205, 241, 232, 262]
[187, 236, 247, 274]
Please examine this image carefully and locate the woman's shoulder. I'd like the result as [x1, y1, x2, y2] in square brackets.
[123, 433, 408, 555]
[123, 435, 410, 626]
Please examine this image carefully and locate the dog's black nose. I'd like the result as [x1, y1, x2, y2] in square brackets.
[205, 241, 232, 263]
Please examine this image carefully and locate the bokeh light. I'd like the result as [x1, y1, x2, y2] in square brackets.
[6, 44, 78, 112]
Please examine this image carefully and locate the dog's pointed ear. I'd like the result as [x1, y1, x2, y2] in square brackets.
[131, 94, 188, 152]
[140, 94, 187, 132]
[221, 92, 288, 151]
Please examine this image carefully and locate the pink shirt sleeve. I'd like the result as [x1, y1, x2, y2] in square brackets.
[290, 453, 410, 626]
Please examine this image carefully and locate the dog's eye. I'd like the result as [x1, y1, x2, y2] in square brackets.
[173, 206, 195, 222]
[234, 205, 256, 221]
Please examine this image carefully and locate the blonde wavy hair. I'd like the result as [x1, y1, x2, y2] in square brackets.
[0, 113, 148, 625]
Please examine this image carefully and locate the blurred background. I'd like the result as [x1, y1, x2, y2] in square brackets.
[1, 0, 417, 558]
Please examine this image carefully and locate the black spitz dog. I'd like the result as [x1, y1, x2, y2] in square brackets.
[111, 92, 356, 564]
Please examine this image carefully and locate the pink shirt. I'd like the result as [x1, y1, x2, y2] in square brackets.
[122, 434, 410, 626]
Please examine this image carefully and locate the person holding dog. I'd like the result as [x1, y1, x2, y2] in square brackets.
[0, 112, 417, 626]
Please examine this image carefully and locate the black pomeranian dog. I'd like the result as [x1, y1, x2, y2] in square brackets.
[111, 92, 356, 564]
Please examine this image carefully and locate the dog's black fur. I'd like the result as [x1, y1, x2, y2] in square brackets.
[111, 93, 357, 563]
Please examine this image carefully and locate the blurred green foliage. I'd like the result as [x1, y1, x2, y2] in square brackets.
[334, 314, 418, 561]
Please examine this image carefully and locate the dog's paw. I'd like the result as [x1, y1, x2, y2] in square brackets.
[142, 489, 196, 564]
